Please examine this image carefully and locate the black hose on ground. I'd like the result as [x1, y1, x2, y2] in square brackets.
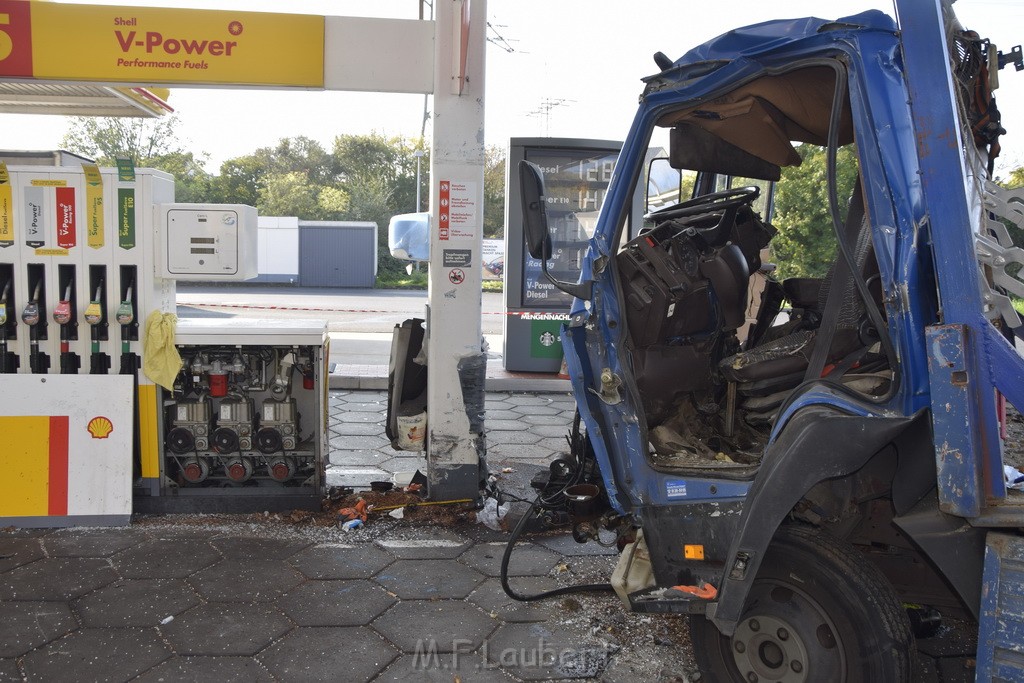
[500, 491, 615, 602]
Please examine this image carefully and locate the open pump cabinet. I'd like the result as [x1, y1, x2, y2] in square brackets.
[516, 3, 1024, 680]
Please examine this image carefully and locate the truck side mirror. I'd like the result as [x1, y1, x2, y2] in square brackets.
[519, 161, 552, 261]
[517, 160, 593, 302]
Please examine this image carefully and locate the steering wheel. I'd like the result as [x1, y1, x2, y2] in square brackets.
[645, 186, 760, 222]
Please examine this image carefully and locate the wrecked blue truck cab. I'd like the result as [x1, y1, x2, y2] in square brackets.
[520, 5, 1024, 680]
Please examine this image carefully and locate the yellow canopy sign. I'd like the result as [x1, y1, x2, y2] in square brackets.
[0, 1, 325, 87]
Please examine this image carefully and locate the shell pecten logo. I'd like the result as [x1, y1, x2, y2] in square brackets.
[87, 416, 114, 440]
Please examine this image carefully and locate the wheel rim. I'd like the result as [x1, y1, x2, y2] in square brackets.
[729, 580, 845, 682]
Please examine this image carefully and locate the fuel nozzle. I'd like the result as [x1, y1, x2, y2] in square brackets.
[53, 283, 72, 326]
[0, 280, 9, 327]
[22, 281, 41, 327]
[84, 282, 103, 326]
[116, 285, 134, 326]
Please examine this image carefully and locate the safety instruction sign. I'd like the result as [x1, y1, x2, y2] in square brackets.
[0, 0, 325, 87]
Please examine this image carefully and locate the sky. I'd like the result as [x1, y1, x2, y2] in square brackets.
[4, 0, 1024, 175]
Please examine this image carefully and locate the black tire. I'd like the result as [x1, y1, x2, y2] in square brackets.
[690, 524, 912, 682]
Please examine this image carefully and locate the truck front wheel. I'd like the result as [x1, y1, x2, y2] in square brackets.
[690, 524, 912, 682]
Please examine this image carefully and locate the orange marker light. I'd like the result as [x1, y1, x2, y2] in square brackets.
[684, 544, 705, 560]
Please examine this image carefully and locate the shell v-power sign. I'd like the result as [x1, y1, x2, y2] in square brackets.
[0, 0, 324, 87]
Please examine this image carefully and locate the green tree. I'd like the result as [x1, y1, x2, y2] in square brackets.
[770, 144, 859, 279]
[61, 115, 213, 200]
[483, 145, 506, 239]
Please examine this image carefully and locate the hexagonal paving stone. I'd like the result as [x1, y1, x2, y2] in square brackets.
[375, 654, 513, 682]
[375, 530, 470, 559]
[0, 601, 77, 657]
[535, 531, 618, 557]
[460, 542, 560, 578]
[259, 626, 396, 682]
[484, 409, 520, 420]
[290, 543, 394, 580]
[485, 622, 610, 680]
[530, 424, 576, 438]
[340, 400, 387, 412]
[43, 528, 149, 557]
[487, 443, 560, 461]
[75, 578, 200, 628]
[0, 557, 116, 600]
[374, 601, 497, 654]
[468, 577, 559, 623]
[329, 449, 391, 466]
[520, 413, 573, 426]
[334, 410, 384, 424]
[211, 536, 311, 561]
[134, 656, 275, 683]
[114, 538, 222, 579]
[326, 466, 391, 488]
[330, 421, 387, 436]
[374, 559, 484, 600]
[0, 537, 44, 572]
[486, 430, 543, 446]
[485, 419, 531, 431]
[0, 659, 19, 682]
[162, 603, 293, 656]
[504, 394, 553, 406]
[329, 433, 391, 450]
[21, 628, 171, 683]
[190, 559, 303, 602]
[278, 580, 396, 626]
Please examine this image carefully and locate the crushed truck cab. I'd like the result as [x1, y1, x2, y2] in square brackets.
[517, 2, 1024, 680]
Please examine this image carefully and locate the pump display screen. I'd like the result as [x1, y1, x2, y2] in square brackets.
[521, 148, 620, 308]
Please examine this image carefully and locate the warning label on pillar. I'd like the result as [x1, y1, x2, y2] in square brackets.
[0, 163, 12, 248]
[448, 180, 478, 239]
[24, 186, 46, 249]
[438, 180, 451, 241]
[56, 187, 76, 249]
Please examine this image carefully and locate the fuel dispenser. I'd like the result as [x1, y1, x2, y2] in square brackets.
[0, 163, 327, 525]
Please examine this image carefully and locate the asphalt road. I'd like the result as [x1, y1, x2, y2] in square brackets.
[175, 284, 507, 366]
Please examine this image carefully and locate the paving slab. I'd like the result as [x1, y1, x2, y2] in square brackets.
[468, 577, 560, 623]
[189, 558, 303, 602]
[0, 557, 116, 600]
[42, 528, 150, 557]
[290, 543, 394, 580]
[486, 430, 544, 445]
[461, 542, 561, 577]
[329, 421, 388, 436]
[376, 654, 515, 682]
[519, 413, 573, 426]
[0, 660, 19, 682]
[484, 409, 522, 420]
[485, 622, 611, 681]
[487, 443, 562, 462]
[114, 538, 222, 579]
[277, 580, 396, 626]
[373, 601, 498, 653]
[210, 536, 312, 561]
[75, 578, 201, 628]
[326, 466, 392, 488]
[535, 531, 618, 557]
[0, 537, 44, 572]
[329, 449, 392, 466]
[259, 626, 396, 682]
[21, 627, 171, 683]
[0, 601, 77, 657]
[162, 603, 293, 656]
[375, 532, 471, 559]
[374, 559, 485, 600]
[135, 656, 276, 683]
[329, 433, 392, 450]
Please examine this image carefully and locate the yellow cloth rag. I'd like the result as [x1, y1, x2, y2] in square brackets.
[143, 311, 182, 391]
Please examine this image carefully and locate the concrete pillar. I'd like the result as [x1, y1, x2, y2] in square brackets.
[425, 0, 487, 499]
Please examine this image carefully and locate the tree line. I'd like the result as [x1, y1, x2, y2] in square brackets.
[62, 116, 1024, 283]
[62, 116, 507, 281]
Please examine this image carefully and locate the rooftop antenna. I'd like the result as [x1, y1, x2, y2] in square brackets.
[527, 98, 574, 136]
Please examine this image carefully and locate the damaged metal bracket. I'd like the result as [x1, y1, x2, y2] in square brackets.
[589, 367, 623, 405]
